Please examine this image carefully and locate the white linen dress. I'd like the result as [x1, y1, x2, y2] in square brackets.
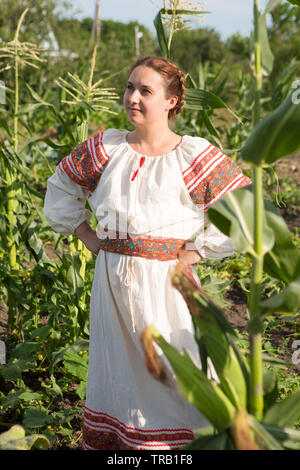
[44, 128, 251, 450]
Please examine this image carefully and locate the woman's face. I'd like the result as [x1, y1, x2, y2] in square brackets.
[123, 65, 177, 127]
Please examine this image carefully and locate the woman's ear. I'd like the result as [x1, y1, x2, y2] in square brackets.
[169, 96, 178, 109]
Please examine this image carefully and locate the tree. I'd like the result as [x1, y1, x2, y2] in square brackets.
[170, 27, 230, 76]
[268, 3, 300, 81]
[0, 0, 72, 44]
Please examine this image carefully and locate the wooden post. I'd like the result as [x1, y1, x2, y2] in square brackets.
[89, 0, 101, 50]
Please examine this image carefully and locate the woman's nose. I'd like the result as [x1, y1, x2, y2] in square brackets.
[129, 89, 140, 103]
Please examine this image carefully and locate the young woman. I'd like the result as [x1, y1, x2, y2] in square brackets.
[44, 56, 251, 450]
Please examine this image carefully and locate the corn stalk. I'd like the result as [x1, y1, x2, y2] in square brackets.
[0, 9, 45, 271]
[0, 9, 45, 333]
[248, 0, 264, 421]
[55, 45, 119, 333]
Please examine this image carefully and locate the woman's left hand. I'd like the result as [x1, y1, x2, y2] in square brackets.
[177, 245, 202, 266]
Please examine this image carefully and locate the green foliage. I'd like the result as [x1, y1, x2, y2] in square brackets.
[0, 0, 71, 44]
[241, 92, 300, 165]
[171, 28, 230, 74]
[0, 424, 49, 450]
[0, 0, 299, 451]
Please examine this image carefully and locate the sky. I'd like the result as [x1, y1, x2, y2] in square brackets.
[64, 0, 272, 40]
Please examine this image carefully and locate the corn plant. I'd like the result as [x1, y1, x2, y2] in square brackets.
[55, 44, 119, 143]
[54, 44, 119, 325]
[21, 42, 119, 339]
[141, 0, 300, 449]
[153, 3, 245, 154]
[152, 0, 210, 59]
[0, 8, 45, 271]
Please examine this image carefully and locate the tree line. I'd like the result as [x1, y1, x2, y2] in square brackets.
[0, 0, 299, 108]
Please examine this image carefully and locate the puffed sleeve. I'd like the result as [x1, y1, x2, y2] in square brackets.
[44, 166, 92, 236]
[194, 213, 236, 260]
[181, 136, 252, 260]
[44, 131, 110, 235]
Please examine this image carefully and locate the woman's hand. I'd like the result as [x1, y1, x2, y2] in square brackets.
[74, 221, 101, 255]
[177, 244, 202, 266]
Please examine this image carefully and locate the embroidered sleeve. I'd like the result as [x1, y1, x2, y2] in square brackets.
[58, 131, 110, 192]
[44, 131, 111, 235]
[183, 142, 251, 210]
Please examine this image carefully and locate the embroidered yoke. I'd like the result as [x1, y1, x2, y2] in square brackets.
[44, 128, 251, 450]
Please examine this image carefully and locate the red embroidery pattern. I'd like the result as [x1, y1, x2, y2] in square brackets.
[82, 407, 195, 450]
[58, 132, 109, 192]
[183, 144, 251, 210]
[98, 234, 185, 260]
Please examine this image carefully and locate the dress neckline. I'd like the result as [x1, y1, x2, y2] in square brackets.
[123, 132, 185, 158]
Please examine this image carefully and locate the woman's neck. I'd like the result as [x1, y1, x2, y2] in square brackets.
[127, 125, 179, 153]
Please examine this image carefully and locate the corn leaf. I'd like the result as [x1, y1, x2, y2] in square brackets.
[241, 92, 300, 165]
[49, 337, 89, 372]
[207, 186, 274, 257]
[259, 0, 283, 75]
[199, 110, 223, 149]
[263, 389, 300, 427]
[150, 325, 236, 431]
[260, 275, 300, 315]
[263, 367, 278, 412]
[287, 0, 300, 5]
[263, 200, 300, 283]
[153, 10, 168, 58]
[248, 416, 283, 450]
[184, 88, 241, 123]
[208, 187, 300, 283]
[163, 9, 211, 16]
[261, 422, 300, 450]
[23, 81, 77, 146]
[184, 429, 229, 450]
[187, 288, 248, 409]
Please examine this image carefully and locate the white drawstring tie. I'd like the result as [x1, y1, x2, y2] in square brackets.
[122, 257, 137, 332]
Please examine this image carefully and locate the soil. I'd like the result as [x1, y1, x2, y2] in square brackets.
[0, 152, 299, 450]
[223, 152, 300, 373]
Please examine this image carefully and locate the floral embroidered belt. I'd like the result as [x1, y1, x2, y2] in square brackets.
[98, 235, 185, 260]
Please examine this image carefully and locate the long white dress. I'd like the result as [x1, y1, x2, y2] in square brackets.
[44, 128, 251, 450]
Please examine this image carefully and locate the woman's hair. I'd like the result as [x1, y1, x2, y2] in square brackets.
[129, 56, 186, 120]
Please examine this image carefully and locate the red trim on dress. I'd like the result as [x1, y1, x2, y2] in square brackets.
[82, 407, 195, 450]
[100, 131, 111, 161]
[182, 143, 213, 177]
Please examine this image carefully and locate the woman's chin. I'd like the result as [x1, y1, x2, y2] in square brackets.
[127, 113, 143, 125]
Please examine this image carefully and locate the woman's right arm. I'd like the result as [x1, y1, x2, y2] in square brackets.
[44, 168, 102, 255]
[44, 131, 113, 254]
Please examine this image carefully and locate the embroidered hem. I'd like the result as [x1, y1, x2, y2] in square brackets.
[82, 407, 195, 450]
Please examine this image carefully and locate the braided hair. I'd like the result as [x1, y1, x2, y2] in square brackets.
[129, 56, 186, 121]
